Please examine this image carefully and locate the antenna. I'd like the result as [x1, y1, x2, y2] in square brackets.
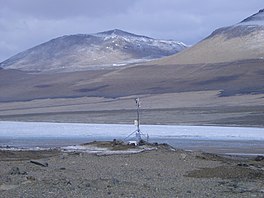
[135, 98, 141, 142]
[124, 98, 149, 144]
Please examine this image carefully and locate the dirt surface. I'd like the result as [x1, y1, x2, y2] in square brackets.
[0, 146, 263, 197]
[0, 150, 60, 161]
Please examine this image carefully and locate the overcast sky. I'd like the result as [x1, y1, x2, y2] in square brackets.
[0, 0, 263, 62]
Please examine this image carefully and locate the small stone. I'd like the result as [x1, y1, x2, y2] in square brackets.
[65, 179, 71, 185]
[112, 177, 120, 185]
[9, 167, 22, 175]
[61, 153, 68, 159]
[30, 160, 48, 167]
[181, 153, 187, 160]
[26, 176, 36, 181]
[237, 163, 249, 167]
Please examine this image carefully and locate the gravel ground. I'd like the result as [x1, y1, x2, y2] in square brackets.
[0, 145, 263, 198]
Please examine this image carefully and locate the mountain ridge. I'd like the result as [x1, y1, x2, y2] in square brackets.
[0, 29, 187, 72]
[151, 9, 264, 65]
[240, 9, 264, 25]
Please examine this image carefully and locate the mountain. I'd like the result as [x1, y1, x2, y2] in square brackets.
[0, 29, 187, 72]
[153, 9, 264, 65]
[0, 12, 263, 127]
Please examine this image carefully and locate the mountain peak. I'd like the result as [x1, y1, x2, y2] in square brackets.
[0, 29, 187, 72]
[95, 29, 151, 39]
[98, 29, 128, 35]
[104, 29, 128, 34]
[239, 9, 264, 25]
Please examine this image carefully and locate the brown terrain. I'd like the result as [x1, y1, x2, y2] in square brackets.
[0, 58, 263, 126]
[152, 32, 264, 65]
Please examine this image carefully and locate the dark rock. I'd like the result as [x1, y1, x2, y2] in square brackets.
[112, 139, 124, 146]
[26, 176, 36, 181]
[8, 167, 27, 175]
[138, 140, 146, 146]
[255, 156, 264, 161]
[30, 160, 48, 167]
[237, 163, 249, 167]
[65, 180, 71, 185]
[9, 167, 20, 175]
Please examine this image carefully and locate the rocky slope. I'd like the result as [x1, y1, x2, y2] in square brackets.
[153, 9, 264, 65]
[0, 29, 187, 72]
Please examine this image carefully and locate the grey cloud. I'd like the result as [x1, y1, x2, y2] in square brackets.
[0, 0, 263, 62]
[1, 0, 135, 19]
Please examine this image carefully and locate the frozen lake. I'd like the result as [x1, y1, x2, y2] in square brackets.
[0, 121, 264, 155]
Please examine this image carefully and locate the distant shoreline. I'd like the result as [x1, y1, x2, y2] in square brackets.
[1, 105, 264, 128]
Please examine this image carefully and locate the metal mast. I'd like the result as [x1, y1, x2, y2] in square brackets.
[124, 97, 149, 143]
[135, 98, 141, 142]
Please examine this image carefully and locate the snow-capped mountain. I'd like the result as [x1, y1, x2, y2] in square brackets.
[0, 29, 187, 72]
[154, 9, 264, 65]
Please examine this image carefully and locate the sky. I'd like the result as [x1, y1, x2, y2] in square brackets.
[0, 0, 263, 62]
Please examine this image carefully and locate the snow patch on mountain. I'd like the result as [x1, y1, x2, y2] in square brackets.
[94, 29, 186, 52]
[0, 29, 187, 72]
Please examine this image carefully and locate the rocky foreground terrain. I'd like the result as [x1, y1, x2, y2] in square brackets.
[0, 142, 263, 197]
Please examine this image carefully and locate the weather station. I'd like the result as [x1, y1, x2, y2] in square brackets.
[124, 98, 149, 145]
